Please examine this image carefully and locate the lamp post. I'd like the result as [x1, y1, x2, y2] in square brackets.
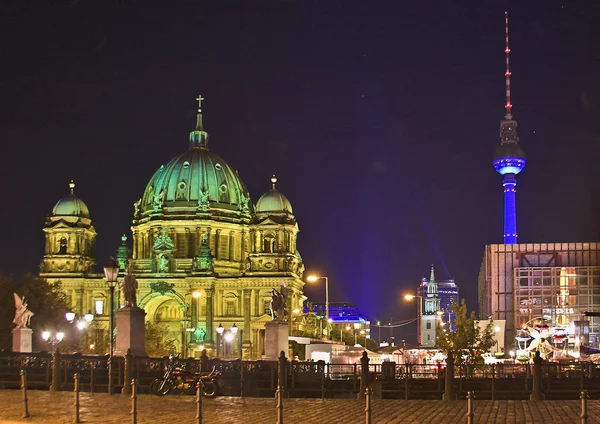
[65, 310, 94, 352]
[216, 324, 224, 358]
[306, 275, 329, 337]
[404, 294, 423, 345]
[353, 322, 360, 345]
[216, 323, 238, 359]
[103, 257, 119, 395]
[42, 331, 64, 392]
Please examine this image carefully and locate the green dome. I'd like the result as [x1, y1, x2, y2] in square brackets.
[256, 176, 293, 214]
[139, 148, 252, 217]
[52, 181, 91, 218]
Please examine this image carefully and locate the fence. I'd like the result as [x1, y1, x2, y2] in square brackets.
[1, 352, 599, 400]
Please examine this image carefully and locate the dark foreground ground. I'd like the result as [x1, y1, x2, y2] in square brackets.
[0, 390, 599, 423]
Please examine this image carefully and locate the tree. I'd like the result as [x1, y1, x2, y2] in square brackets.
[0, 275, 16, 350]
[145, 322, 177, 358]
[437, 299, 495, 365]
[0, 273, 70, 351]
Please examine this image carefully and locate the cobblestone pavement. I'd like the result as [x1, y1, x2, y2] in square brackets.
[0, 390, 599, 424]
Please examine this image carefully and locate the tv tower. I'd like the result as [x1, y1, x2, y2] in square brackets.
[493, 12, 526, 244]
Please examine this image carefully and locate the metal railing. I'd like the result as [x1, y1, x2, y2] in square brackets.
[1, 352, 599, 399]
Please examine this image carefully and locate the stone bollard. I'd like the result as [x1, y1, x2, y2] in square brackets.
[196, 383, 203, 424]
[122, 348, 132, 395]
[443, 351, 455, 401]
[529, 351, 545, 401]
[466, 391, 474, 424]
[74, 373, 81, 424]
[131, 378, 137, 424]
[358, 351, 370, 400]
[50, 349, 61, 392]
[276, 350, 286, 424]
[365, 386, 372, 424]
[20, 369, 30, 418]
[581, 390, 588, 424]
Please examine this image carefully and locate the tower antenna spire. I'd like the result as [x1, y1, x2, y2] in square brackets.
[504, 11, 512, 119]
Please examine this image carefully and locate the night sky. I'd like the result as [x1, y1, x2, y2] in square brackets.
[1, 1, 599, 343]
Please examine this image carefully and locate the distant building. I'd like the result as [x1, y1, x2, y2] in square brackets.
[478, 243, 600, 349]
[304, 302, 370, 344]
[416, 265, 459, 347]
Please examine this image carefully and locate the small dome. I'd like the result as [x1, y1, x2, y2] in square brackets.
[256, 176, 293, 213]
[52, 181, 91, 218]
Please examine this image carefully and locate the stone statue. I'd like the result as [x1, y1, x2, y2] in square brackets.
[133, 199, 141, 216]
[152, 189, 165, 211]
[122, 268, 138, 308]
[269, 282, 288, 321]
[238, 193, 250, 214]
[159, 255, 168, 272]
[197, 189, 210, 212]
[13, 293, 34, 328]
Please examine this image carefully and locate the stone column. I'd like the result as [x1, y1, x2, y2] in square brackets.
[229, 231, 235, 261]
[242, 289, 252, 359]
[215, 229, 221, 259]
[191, 291, 198, 330]
[205, 288, 214, 347]
[241, 230, 246, 257]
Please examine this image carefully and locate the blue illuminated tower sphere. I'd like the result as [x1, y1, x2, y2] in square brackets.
[492, 12, 526, 244]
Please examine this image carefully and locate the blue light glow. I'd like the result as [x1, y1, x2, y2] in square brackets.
[503, 176, 517, 244]
[493, 157, 526, 175]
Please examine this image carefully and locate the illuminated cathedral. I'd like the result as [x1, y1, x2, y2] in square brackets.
[39, 98, 307, 359]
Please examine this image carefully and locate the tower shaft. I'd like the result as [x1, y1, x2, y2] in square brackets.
[503, 175, 517, 244]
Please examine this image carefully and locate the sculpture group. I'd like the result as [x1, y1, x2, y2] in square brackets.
[13, 293, 34, 328]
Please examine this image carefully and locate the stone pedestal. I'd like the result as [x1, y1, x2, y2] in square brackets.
[242, 340, 253, 360]
[264, 320, 289, 361]
[12, 327, 32, 353]
[115, 307, 147, 357]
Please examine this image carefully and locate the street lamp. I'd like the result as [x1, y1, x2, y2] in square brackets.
[42, 330, 64, 349]
[307, 275, 329, 337]
[216, 323, 238, 359]
[42, 331, 64, 392]
[66, 310, 94, 327]
[103, 257, 119, 395]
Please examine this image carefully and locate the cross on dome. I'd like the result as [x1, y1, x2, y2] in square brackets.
[196, 95, 205, 113]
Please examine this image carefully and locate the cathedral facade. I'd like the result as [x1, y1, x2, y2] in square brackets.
[39, 104, 307, 360]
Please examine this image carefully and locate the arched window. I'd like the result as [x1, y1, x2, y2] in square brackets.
[223, 292, 238, 316]
[426, 320, 431, 330]
[263, 236, 276, 253]
[59, 237, 68, 254]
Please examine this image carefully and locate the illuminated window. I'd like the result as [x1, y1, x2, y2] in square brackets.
[95, 300, 104, 315]
[226, 300, 236, 316]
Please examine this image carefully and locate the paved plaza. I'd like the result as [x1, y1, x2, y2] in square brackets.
[0, 390, 599, 423]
